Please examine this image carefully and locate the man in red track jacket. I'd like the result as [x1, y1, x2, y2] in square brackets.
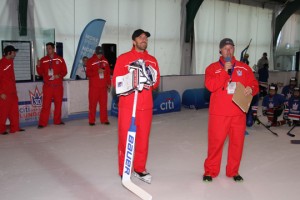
[86, 46, 111, 125]
[0, 45, 25, 135]
[203, 38, 258, 182]
[112, 29, 160, 183]
[36, 42, 68, 128]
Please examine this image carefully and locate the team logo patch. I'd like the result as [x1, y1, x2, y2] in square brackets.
[237, 70, 242, 76]
[292, 103, 299, 110]
[29, 86, 43, 107]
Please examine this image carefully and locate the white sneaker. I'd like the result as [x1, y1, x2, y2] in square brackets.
[266, 121, 272, 127]
[134, 171, 151, 184]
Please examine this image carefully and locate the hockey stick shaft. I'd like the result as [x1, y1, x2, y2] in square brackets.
[256, 117, 279, 136]
[287, 124, 296, 134]
[121, 90, 152, 200]
[287, 125, 296, 137]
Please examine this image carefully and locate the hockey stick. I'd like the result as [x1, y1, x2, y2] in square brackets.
[291, 140, 300, 144]
[256, 117, 279, 136]
[287, 124, 296, 137]
[122, 90, 152, 200]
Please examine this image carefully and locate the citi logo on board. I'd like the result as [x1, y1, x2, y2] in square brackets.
[160, 98, 175, 110]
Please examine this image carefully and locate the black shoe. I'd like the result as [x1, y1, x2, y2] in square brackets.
[19, 129, 25, 132]
[89, 123, 95, 126]
[57, 122, 65, 125]
[233, 174, 244, 182]
[37, 125, 44, 129]
[203, 175, 213, 182]
[1, 131, 9, 135]
[101, 122, 110, 125]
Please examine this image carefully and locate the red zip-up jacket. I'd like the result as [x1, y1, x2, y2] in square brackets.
[112, 47, 160, 110]
[0, 57, 17, 95]
[205, 56, 258, 116]
[86, 54, 111, 88]
[36, 53, 67, 86]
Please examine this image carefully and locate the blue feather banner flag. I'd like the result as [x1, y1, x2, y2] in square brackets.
[70, 19, 106, 79]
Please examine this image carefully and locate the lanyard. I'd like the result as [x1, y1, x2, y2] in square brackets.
[49, 58, 53, 69]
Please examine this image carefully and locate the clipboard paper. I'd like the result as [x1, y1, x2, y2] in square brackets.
[232, 82, 253, 113]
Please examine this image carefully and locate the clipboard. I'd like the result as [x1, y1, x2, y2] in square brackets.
[232, 82, 253, 113]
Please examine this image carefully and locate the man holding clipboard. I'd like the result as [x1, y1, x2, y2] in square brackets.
[203, 38, 258, 182]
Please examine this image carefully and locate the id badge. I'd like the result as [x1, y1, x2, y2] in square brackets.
[48, 68, 53, 76]
[227, 82, 236, 94]
[99, 72, 104, 79]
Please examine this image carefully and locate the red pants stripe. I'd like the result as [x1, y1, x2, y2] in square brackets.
[118, 108, 152, 176]
[0, 93, 20, 133]
[204, 114, 246, 177]
[39, 85, 63, 126]
[88, 87, 108, 123]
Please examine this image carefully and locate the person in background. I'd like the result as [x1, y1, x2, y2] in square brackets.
[0, 45, 25, 135]
[286, 86, 300, 127]
[86, 46, 111, 126]
[241, 53, 249, 65]
[257, 52, 268, 71]
[262, 83, 287, 127]
[203, 38, 258, 182]
[281, 77, 298, 101]
[75, 56, 88, 80]
[258, 63, 269, 97]
[36, 42, 68, 128]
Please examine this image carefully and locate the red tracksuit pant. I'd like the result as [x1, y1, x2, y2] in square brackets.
[39, 85, 63, 126]
[0, 93, 20, 133]
[204, 114, 246, 177]
[88, 87, 108, 123]
[118, 107, 152, 176]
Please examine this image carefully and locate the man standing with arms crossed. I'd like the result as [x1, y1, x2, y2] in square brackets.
[203, 38, 258, 182]
[0, 45, 25, 135]
[113, 29, 160, 183]
[36, 42, 68, 128]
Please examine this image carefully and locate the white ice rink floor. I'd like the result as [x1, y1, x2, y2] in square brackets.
[0, 108, 299, 200]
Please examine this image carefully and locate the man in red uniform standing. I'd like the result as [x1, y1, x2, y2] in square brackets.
[86, 46, 111, 126]
[203, 38, 258, 182]
[112, 29, 160, 184]
[0, 45, 25, 135]
[36, 42, 68, 128]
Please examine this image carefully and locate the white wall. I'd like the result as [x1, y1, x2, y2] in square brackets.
[194, 0, 273, 74]
[0, 0, 181, 76]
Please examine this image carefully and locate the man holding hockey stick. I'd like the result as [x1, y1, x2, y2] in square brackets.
[112, 29, 160, 187]
[203, 38, 258, 182]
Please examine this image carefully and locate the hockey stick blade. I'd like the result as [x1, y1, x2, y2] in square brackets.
[256, 117, 278, 136]
[122, 180, 152, 200]
[291, 140, 300, 144]
[287, 125, 296, 137]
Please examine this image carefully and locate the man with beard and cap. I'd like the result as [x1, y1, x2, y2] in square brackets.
[112, 29, 160, 184]
[203, 38, 258, 182]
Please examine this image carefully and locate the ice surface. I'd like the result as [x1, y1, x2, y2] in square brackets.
[0, 108, 299, 200]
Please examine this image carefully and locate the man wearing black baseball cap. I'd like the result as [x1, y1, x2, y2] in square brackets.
[112, 29, 160, 184]
[202, 38, 258, 182]
[86, 46, 111, 126]
[0, 45, 25, 135]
